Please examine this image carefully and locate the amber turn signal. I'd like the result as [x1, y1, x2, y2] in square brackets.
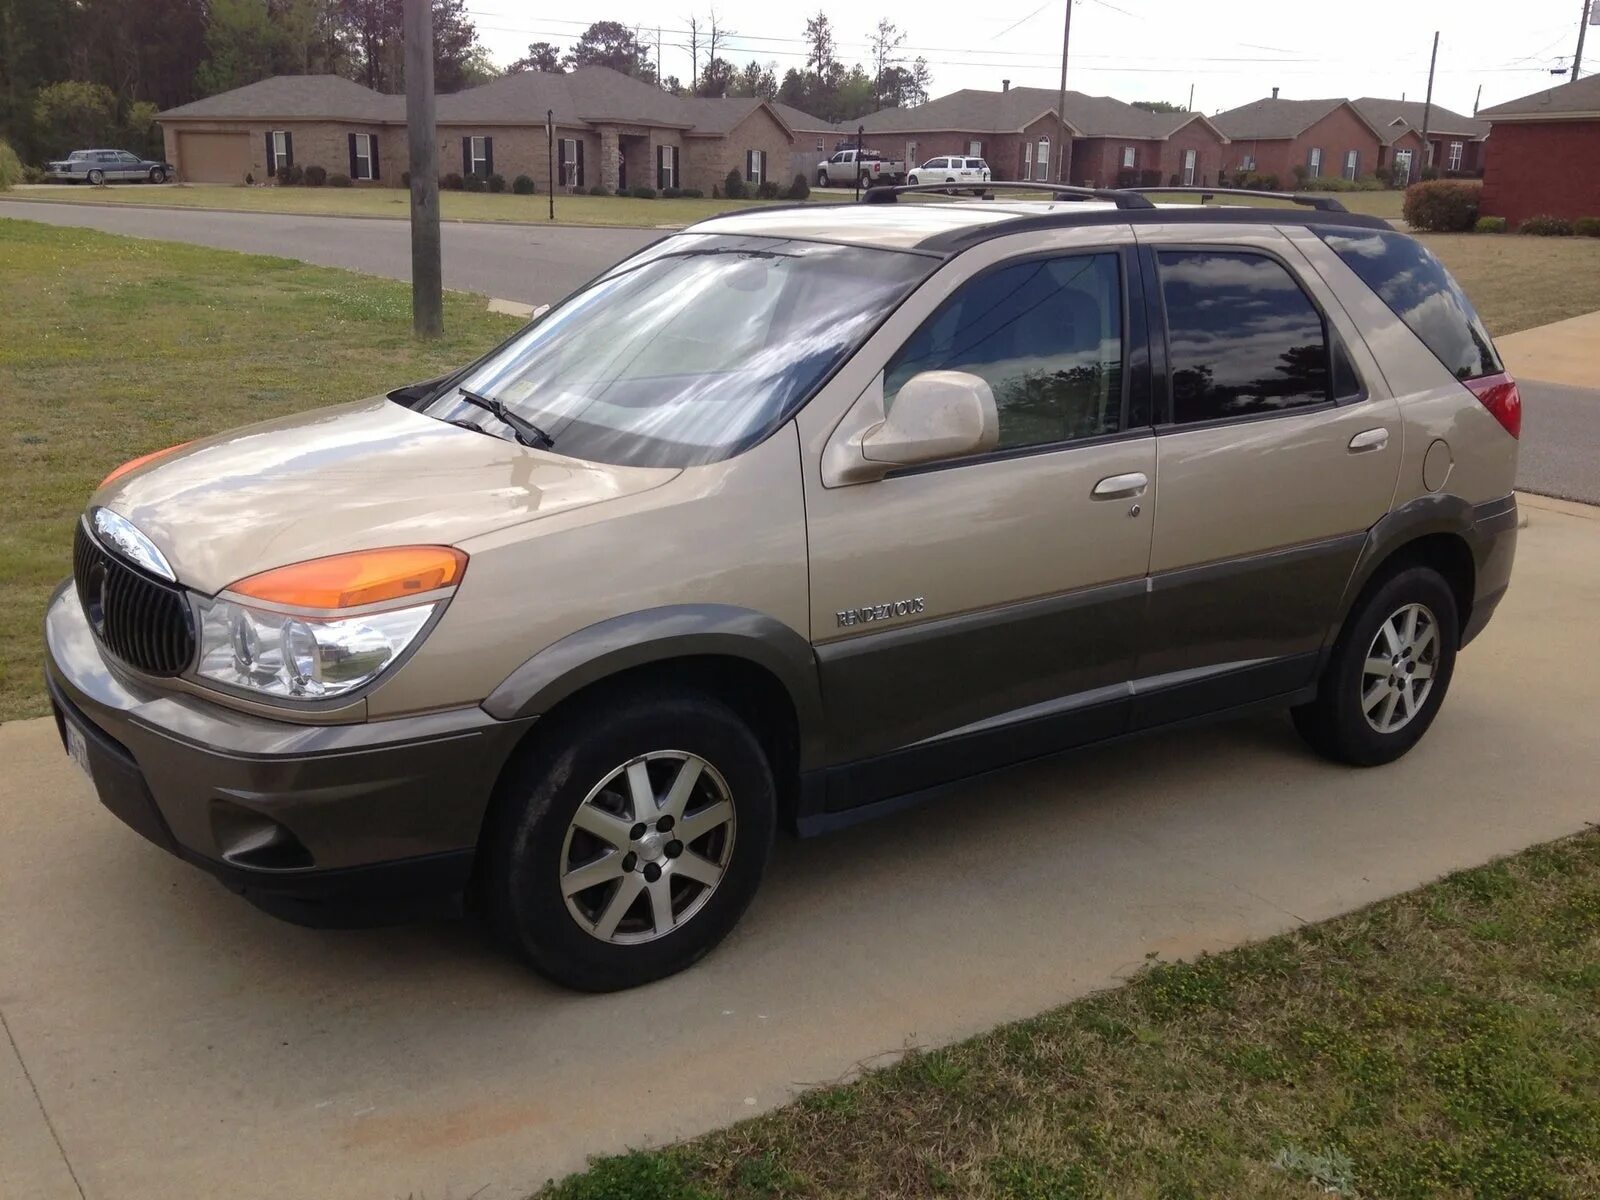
[100, 442, 193, 489]
[230, 546, 468, 610]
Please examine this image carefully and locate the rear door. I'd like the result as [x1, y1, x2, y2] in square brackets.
[1130, 224, 1401, 725]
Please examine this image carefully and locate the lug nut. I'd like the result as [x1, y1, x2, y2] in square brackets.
[622, 851, 638, 872]
[629, 822, 647, 841]
[666, 840, 683, 858]
[643, 862, 663, 883]
[657, 814, 674, 833]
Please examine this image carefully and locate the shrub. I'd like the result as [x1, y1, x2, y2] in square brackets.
[464, 172, 489, 192]
[1291, 163, 1309, 186]
[786, 173, 810, 200]
[488, 172, 505, 193]
[724, 168, 746, 199]
[1402, 180, 1480, 232]
[441, 171, 463, 190]
[1168, 172, 1180, 187]
[1115, 166, 1138, 188]
[0, 140, 22, 190]
[280, 162, 304, 185]
[1474, 216, 1507, 233]
[1421, 166, 1441, 181]
[588, 184, 609, 195]
[629, 185, 657, 199]
[512, 173, 535, 194]
[244, 171, 254, 185]
[1574, 216, 1600, 238]
[1519, 213, 1573, 236]
[328, 172, 351, 188]
[302, 163, 327, 186]
[681, 187, 703, 198]
[711, 184, 720, 198]
[1259, 172, 1280, 191]
[661, 186, 682, 198]
[756, 179, 779, 199]
[400, 169, 409, 186]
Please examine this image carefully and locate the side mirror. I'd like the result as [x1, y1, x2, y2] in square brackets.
[861, 370, 999, 467]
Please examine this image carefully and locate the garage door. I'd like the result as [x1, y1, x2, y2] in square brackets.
[177, 131, 250, 183]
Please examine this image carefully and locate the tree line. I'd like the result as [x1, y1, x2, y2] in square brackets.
[0, 0, 930, 167]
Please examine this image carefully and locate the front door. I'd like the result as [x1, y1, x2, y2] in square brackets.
[1130, 232, 1401, 725]
[804, 243, 1155, 808]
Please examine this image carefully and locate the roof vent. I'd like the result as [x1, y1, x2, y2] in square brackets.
[1271, 86, 1280, 99]
[1002, 79, 1011, 92]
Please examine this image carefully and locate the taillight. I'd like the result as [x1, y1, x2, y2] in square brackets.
[1466, 373, 1521, 439]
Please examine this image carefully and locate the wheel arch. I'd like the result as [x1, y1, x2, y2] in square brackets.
[1334, 496, 1480, 647]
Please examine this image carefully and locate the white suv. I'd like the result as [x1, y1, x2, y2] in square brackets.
[907, 156, 991, 187]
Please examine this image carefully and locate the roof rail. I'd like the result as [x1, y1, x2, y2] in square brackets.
[1118, 186, 1349, 213]
[862, 181, 1156, 209]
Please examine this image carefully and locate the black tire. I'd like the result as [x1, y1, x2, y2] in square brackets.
[817, 170, 828, 187]
[1292, 565, 1459, 766]
[87, 168, 104, 185]
[148, 166, 166, 183]
[483, 686, 776, 991]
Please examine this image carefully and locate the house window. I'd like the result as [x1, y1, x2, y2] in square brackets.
[655, 143, 678, 190]
[967, 139, 983, 157]
[269, 130, 291, 175]
[466, 135, 488, 175]
[1035, 136, 1050, 181]
[1122, 145, 1136, 168]
[1022, 140, 1033, 178]
[1240, 153, 1255, 171]
[1182, 148, 1197, 186]
[1393, 147, 1413, 183]
[351, 133, 374, 181]
[1307, 146, 1322, 178]
[559, 138, 583, 188]
[907, 140, 918, 166]
[745, 148, 767, 184]
[1447, 141, 1463, 172]
[815, 137, 824, 152]
[1344, 149, 1359, 180]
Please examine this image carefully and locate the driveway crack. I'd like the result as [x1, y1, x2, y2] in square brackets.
[1, 1005, 86, 1200]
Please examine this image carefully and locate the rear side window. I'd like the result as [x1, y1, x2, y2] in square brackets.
[885, 253, 1124, 452]
[1317, 228, 1501, 380]
[1157, 250, 1330, 424]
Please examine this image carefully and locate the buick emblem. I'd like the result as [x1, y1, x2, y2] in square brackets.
[91, 507, 176, 581]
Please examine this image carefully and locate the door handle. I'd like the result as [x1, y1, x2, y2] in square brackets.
[1092, 472, 1149, 499]
[1348, 428, 1390, 453]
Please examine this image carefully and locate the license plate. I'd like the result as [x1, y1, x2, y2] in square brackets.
[64, 718, 92, 780]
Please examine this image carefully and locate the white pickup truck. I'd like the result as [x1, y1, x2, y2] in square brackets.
[816, 148, 907, 188]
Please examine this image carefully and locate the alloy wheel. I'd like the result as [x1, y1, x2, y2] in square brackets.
[1361, 602, 1439, 734]
[559, 751, 736, 945]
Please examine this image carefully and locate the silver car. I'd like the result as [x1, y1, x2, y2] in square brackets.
[46, 149, 173, 185]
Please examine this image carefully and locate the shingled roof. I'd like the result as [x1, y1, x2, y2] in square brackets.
[1351, 97, 1489, 141]
[1212, 97, 1361, 141]
[852, 86, 1223, 141]
[1478, 73, 1600, 120]
[158, 74, 401, 122]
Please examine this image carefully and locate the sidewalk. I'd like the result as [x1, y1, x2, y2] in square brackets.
[1496, 309, 1600, 391]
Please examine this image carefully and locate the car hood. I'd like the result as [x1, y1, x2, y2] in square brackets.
[93, 397, 679, 595]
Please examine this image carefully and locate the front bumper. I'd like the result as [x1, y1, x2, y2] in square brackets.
[44, 581, 535, 907]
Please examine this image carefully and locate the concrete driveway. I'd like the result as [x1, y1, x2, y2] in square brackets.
[0, 200, 657, 307]
[4, 495, 1598, 1200]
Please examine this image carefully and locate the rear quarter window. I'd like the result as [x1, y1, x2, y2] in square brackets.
[1317, 228, 1501, 381]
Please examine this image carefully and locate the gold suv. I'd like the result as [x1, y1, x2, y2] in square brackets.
[46, 187, 1520, 990]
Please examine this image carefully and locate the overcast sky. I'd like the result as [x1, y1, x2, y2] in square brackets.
[463, 0, 1595, 117]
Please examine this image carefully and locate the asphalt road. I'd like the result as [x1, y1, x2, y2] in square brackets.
[0, 199, 659, 306]
[2, 199, 1594, 502]
[4, 498, 1599, 1200]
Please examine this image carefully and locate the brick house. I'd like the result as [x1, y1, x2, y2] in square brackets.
[157, 67, 802, 195]
[1351, 97, 1489, 181]
[1211, 93, 1386, 185]
[845, 84, 1229, 187]
[1478, 74, 1600, 227]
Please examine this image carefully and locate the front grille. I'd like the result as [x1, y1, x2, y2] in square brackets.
[73, 521, 196, 676]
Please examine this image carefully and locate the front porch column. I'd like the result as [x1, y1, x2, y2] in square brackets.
[599, 127, 620, 192]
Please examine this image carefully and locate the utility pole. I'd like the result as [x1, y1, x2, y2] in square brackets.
[1187, 82, 1194, 112]
[546, 109, 554, 221]
[404, 0, 441, 337]
[1420, 31, 1439, 176]
[1572, 0, 1589, 83]
[1055, 0, 1073, 183]
[1473, 82, 1482, 115]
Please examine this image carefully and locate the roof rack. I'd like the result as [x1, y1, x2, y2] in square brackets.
[1118, 186, 1349, 213]
[862, 181, 1156, 209]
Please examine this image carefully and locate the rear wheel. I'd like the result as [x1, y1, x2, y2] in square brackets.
[87, 168, 104, 185]
[484, 687, 776, 991]
[817, 169, 828, 187]
[1292, 565, 1459, 766]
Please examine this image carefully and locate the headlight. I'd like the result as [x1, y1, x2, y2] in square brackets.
[194, 546, 466, 701]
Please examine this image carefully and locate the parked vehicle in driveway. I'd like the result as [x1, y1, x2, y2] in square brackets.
[906, 156, 991, 187]
[46, 149, 173, 184]
[817, 148, 907, 188]
[48, 184, 1520, 992]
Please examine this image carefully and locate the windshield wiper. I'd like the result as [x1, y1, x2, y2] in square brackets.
[454, 387, 555, 450]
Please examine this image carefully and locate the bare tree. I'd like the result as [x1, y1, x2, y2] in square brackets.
[682, 14, 701, 91]
[868, 17, 905, 107]
[706, 8, 735, 71]
[804, 11, 835, 77]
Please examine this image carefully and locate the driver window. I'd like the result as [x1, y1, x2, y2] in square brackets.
[883, 253, 1124, 453]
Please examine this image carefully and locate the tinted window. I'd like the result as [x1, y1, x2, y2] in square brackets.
[885, 253, 1123, 452]
[423, 234, 931, 469]
[1158, 250, 1330, 424]
[1318, 228, 1501, 380]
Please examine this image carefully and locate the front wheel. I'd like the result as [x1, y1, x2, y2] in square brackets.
[906, 173, 919, 185]
[148, 166, 166, 183]
[87, 168, 105, 185]
[484, 687, 776, 991]
[1292, 565, 1459, 766]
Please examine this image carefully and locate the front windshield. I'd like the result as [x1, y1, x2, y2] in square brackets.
[420, 233, 932, 467]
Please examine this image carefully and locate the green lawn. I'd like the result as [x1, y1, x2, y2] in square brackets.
[0, 218, 521, 721]
[0, 182, 833, 229]
[1421, 234, 1600, 338]
[542, 829, 1600, 1199]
